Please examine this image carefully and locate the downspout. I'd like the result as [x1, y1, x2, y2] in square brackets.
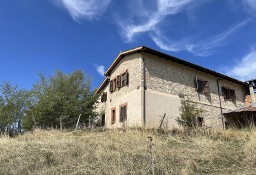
[140, 53, 146, 127]
[217, 79, 225, 129]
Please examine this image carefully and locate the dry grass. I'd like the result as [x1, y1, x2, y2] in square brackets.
[0, 128, 256, 175]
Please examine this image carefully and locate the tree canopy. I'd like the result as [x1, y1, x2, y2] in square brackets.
[22, 70, 98, 130]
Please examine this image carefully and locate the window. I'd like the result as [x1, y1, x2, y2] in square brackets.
[195, 77, 209, 93]
[222, 86, 236, 101]
[197, 117, 203, 127]
[113, 79, 117, 91]
[117, 75, 121, 88]
[109, 80, 113, 92]
[109, 71, 129, 93]
[101, 92, 107, 102]
[111, 108, 116, 124]
[119, 103, 127, 122]
[121, 71, 128, 87]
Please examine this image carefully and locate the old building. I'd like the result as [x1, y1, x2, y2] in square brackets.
[95, 46, 249, 129]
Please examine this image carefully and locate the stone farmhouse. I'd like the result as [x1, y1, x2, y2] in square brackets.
[95, 46, 251, 129]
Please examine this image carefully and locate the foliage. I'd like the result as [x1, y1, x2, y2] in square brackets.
[22, 70, 98, 130]
[176, 97, 204, 128]
[0, 82, 31, 133]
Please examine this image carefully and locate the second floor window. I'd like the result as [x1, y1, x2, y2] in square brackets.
[222, 86, 236, 101]
[195, 77, 209, 93]
[101, 92, 107, 102]
[109, 70, 129, 93]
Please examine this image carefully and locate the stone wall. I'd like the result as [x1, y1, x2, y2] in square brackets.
[143, 52, 249, 128]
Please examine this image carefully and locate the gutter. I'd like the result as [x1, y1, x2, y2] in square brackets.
[140, 54, 146, 126]
[217, 79, 225, 129]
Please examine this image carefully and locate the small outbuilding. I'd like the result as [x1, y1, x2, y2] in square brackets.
[224, 79, 256, 128]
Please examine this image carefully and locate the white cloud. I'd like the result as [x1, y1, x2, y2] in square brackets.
[243, 0, 256, 11]
[95, 65, 105, 77]
[55, 0, 112, 20]
[151, 20, 249, 56]
[117, 0, 194, 42]
[226, 49, 256, 81]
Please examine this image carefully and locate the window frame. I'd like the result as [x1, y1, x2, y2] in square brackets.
[222, 86, 236, 101]
[197, 117, 204, 127]
[101, 92, 107, 103]
[194, 77, 209, 94]
[111, 107, 116, 124]
[119, 103, 128, 122]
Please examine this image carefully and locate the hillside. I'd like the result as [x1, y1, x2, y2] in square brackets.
[0, 128, 256, 175]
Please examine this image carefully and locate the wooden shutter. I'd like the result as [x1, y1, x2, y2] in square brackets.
[113, 79, 116, 91]
[109, 80, 113, 92]
[203, 81, 209, 93]
[117, 75, 121, 88]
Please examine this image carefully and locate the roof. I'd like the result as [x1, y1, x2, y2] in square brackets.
[246, 79, 256, 83]
[96, 46, 248, 94]
[95, 77, 109, 95]
[224, 106, 256, 114]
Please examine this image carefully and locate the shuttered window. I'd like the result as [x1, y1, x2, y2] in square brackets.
[109, 80, 113, 92]
[101, 92, 107, 102]
[195, 77, 209, 93]
[121, 71, 128, 87]
[113, 79, 117, 91]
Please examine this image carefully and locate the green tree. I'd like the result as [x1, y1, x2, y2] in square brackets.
[0, 82, 31, 134]
[23, 70, 98, 130]
[176, 97, 203, 128]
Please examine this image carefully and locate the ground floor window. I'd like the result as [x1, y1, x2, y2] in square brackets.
[111, 108, 116, 124]
[120, 103, 127, 122]
[197, 117, 204, 127]
[101, 114, 105, 126]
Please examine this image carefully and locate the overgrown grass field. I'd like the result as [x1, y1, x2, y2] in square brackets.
[0, 128, 256, 175]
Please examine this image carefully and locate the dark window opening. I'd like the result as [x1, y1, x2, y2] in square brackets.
[197, 117, 203, 127]
[195, 77, 209, 93]
[101, 92, 107, 102]
[111, 108, 116, 124]
[225, 121, 229, 129]
[120, 104, 127, 122]
[222, 87, 236, 101]
[101, 114, 105, 126]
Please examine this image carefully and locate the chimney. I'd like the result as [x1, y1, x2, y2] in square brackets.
[249, 81, 256, 107]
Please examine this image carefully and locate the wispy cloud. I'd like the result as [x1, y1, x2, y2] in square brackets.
[95, 65, 105, 77]
[117, 0, 194, 42]
[54, 0, 112, 21]
[243, 0, 256, 11]
[151, 20, 249, 56]
[226, 48, 256, 81]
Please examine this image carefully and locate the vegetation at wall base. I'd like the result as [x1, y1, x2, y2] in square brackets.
[0, 128, 256, 175]
[176, 97, 204, 129]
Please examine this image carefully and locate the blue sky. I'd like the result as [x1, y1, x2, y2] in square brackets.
[0, 0, 256, 90]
